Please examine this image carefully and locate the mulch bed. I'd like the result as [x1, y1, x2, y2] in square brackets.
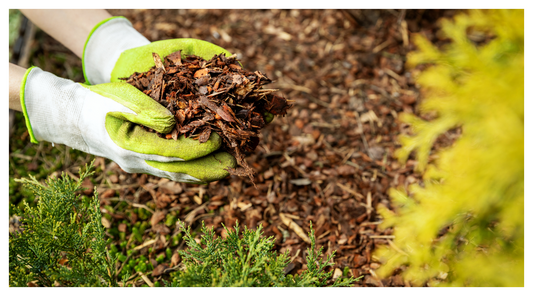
[17, 9, 462, 286]
[96, 9, 460, 286]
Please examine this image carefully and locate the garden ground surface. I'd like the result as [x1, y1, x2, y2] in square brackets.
[9, 9, 459, 286]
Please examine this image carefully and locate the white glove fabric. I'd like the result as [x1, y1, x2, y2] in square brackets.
[22, 67, 202, 183]
[83, 17, 150, 85]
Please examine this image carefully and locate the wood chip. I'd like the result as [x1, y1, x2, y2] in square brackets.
[139, 271, 154, 287]
[133, 239, 156, 251]
[279, 213, 311, 244]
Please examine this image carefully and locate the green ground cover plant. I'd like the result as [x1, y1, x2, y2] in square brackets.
[375, 9, 524, 286]
[168, 221, 358, 287]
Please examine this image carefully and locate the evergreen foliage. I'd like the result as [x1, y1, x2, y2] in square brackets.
[9, 160, 355, 287]
[376, 10, 524, 286]
[168, 221, 357, 287]
[9, 161, 119, 287]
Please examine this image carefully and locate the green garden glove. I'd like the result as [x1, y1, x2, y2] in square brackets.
[20, 67, 235, 184]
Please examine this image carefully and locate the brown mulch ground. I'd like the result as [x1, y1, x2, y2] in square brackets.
[16, 9, 462, 286]
[101, 9, 459, 286]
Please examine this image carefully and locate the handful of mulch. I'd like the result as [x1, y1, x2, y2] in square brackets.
[120, 51, 292, 182]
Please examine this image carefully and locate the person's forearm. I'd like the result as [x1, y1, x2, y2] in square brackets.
[20, 9, 112, 58]
[10, 63, 26, 112]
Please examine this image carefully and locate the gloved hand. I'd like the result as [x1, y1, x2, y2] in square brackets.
[20, 66, 236, 184]
[82, 16, 233, 84]
[77, 16, 243, 182]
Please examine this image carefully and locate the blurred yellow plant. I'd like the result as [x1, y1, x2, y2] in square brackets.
[375, 9, 523, 287]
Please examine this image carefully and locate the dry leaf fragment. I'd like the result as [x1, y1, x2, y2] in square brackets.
[290, 178, 312, 186]
[171, 252, 181, 267]
[167, 50, 182, 65]
[198, 127, 212, 143]
[193, 195, 202, 205]
[215, 106, 235, 122]
[133, 239, 156, 251]
[152, 52, 165, 71]
[101, 217, 111, 229]
[235, 81, 255, 96]
[118, 223, 127, 232]
[81, 178, 94, 195]
[152, 264, 169, 277]
[171, 128, 179, 140]
[268, 94, 292, 115]
[333, 268, 343, 280]
[151, 210, 168, 226]
[237, 202, 252, 211]
[194, 68, 209, 78]
[152, 224, 171, 234]
[360, 110, 382, 127]
[176, 109, 186, 124]
[279, 213, 311, 244]
[100, 189, 115, 199]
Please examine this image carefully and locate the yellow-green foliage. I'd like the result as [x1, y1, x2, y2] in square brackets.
[375, 9, 523, 287]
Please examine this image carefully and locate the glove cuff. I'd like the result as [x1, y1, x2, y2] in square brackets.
[20, 66, 38, 143]
[82, 16, 150, 85]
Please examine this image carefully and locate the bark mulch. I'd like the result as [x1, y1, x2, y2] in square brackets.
[121, 51, 292, 182]
[95, 9, 460, 286]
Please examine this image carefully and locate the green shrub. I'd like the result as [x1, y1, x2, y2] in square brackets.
[376, 9, 523, 286]
[9, 161, 120, 287]
[168, 221, 358, 287]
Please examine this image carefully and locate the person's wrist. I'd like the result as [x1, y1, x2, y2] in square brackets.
[82, 16, 150, 85]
